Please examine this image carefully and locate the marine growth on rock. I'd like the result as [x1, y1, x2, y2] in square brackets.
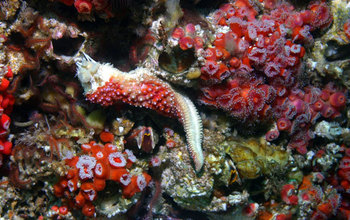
[0, 0, 349, 219]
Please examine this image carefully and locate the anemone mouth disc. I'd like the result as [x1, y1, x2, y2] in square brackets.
[158, 47, 196, 74]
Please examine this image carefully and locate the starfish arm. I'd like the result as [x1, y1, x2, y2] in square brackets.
[75, 53, 204, 172]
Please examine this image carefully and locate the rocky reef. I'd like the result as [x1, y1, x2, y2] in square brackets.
[0, 0, 350, 219]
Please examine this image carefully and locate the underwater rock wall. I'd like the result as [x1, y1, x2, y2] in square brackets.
[0, 0, 350, 219]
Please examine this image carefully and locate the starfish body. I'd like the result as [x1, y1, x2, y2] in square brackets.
[76, 54, 204, 172]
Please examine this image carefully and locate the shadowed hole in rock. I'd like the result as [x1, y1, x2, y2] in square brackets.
[325, 40, 350, 61]
[52, 36, 85, 56]
[159, 47, 195, 74]
[6, 32, 37, 57]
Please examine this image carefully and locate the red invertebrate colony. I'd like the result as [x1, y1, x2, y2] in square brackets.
[327, 147, 350, 219]
[258, 173, 341, 220]
[199, 1, 311, 118]
[345, 19, 350, 40]
[270, 83, 347, 154]
[196, 0, 345, 154]
[327, 145, 350, 219]
[280, 184, 298, 205]
[74, 0, 93, 14]
[298, 174, 341, 219]
[56, 0, 113, 18]
[201, 78, 275, 120]
[242, 202, 259, 217]
[171, 23, 205, 51]
[47, 205, 71, 219]
[0, 66, 15, 167]
[99, 130, 114, 143]
[54, 138, 151, 217]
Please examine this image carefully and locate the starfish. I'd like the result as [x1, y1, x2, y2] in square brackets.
[75, 54, 204, 173]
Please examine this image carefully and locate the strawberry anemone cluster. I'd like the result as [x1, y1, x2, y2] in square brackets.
[196, 1, 345, 154]
[328, 150, 350, 219]
[253, 173, 340, 219]
[297, 174, 340, 219]
[199, 0, 332, 119]
[56, 0, 113, 17]
[262, 173, 341, 219]
[171, 23, 205, 51]
[345, 19, 350, 40]
[0, 66, 15, 167]
[53, 139, 151, 217]
[201, 78, 276, 120]
[270, 83, 347, 154]
[334, 155, 350, 194]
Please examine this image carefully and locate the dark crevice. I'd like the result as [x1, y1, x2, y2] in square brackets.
[159, 47, 196, 74]
[52, 35, 85, 56]
[325, 40, 350, 61]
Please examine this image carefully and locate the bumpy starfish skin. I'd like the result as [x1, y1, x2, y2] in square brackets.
[76, 54, 204, 172]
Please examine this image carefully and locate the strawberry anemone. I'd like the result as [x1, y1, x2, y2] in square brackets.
[200, 78, 275, 121]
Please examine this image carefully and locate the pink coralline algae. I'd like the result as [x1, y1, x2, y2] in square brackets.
[197, 0, 346, 154]
[0, 66, 15, 167]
